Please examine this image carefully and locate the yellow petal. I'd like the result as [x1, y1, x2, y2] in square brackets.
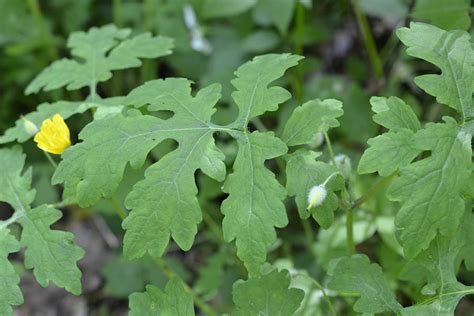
[34, 114, 71, 155]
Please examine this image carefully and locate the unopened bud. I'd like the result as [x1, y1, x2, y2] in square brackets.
[22, 117, 38, 136]
[309, 132, 324, 149]
[332, 154, 352, 179]
[307, 185, 327, 210]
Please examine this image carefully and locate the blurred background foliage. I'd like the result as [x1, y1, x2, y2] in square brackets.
[0, 0, 473, 315]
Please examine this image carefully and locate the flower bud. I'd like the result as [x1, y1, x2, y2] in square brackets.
[309, 132, 324, 149]
[332, 154, 352, 179]
[307, 185, 327, 210]
[22, 117, 38, 136]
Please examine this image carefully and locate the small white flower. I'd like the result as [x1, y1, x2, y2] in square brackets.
[307, 185, 327, 209]
[22, 117, 38, 136]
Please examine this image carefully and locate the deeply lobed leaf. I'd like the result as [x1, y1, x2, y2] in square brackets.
[397, 22, 473, 119]
[26, 24, 173, 94]
[328, 254, 402, 314]
[232, 269, 304, 315]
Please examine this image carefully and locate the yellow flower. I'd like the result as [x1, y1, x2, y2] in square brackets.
[34, 114, 71, 154]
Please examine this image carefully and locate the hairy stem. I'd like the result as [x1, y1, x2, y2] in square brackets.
[351, 172, 397, 210]
[350, 0, 383, 80]
[108, 196, 127, 220]
[44, 152, 58, 168]
[113, 0, 122, 26]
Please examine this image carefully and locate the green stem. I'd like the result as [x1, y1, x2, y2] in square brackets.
[346, 209, 355, 255]
[109, 196, 127, 220]
[251, 117, 268, 132]
[300, 218, 314, 251]
[324, 132, 354, 254]
[350, 0, 383, 80]
[44, 152, 58, 168]
[292, 2, 306, 102]
[297, 274, 337, 316]
[351, 172, 397, 210]
[27, 0, 58, 60]
[113, 0, 122, 26]
[155, 257, 219, 316]
[141, 0, 155, 82]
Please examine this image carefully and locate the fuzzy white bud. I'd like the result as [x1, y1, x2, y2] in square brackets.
[307, 185, 327, 210]
[309, 132, 324, 149]
[22, 117, 38, 136]
[332, 154, 352, 179]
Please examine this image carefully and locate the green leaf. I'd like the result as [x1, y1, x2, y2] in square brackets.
[397, 23, 473, 119]
[327, 254, 402, 314]
[221, 53, 300, 275]
[413, 0, 471, 31]
[0, 147, 35, 213]
[254, 0, 296, 35]
[358, 130, 419, 176]
[129, 278, 194, 316]
[19, 205, 85, 295]
[26, 24, 173, 93]
[281, 99, 343, 146]
[0, 147, 84, 298]
[388, 117, 472, 258]
[359, 96, 422, 176]
[232, 269, 304, 315]
[286, 150, 344, 228]
[222, 131, 288, 276]
[370, 96, 420, 132]
[399, 211, 474, 315]
[201, 0, 257, 19]
[231, 53, 303, 128]
[195, 248, 228, 299]
[0, 228, 23, 315]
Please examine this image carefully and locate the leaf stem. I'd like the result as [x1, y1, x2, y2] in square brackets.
[108, 196, 127, 221]
[292, 2, 306, 102]
[346, 210, 355, 255]
[43, 151, 58, 168]
[350, 0, 383, 80]
[155, 257, 219, 316]
[351, 172, 397, 210]
[297, 273, 337, 316]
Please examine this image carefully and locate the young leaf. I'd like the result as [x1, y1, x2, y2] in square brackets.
[26, 24, 173, 94]
[232, 269, 304, 315]
[388, 118, 472, 257]
[400, 212, 474, 315]
[230, 53, 302, 128]
[18, 205, 85, 295]
[222, 131, 288, 275]
[0, 229, 23, 315]
[286, 150, 344, 228]
[327, 254, 402, 314]
[129, 278, 194, 316]
[370, 96, 420, 131]
[281, 98, 343, 146]
[397, 23, 473, 119]
[358, 96, 421, 176]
